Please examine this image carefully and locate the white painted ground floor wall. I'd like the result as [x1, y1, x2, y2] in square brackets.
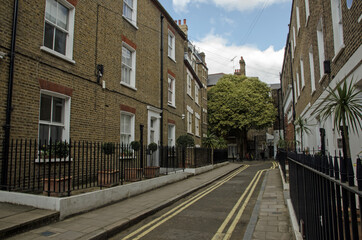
[296, 45, 362, 168]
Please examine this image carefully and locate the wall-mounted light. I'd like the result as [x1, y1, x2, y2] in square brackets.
[96, 64, 104, 83]
[0, 51, 6, 59]
[181, 114, 185, 119]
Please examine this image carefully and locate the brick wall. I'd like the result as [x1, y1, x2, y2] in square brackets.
[0, 0, 197, 148]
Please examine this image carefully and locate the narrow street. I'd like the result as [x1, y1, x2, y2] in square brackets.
[112, 161, 277, 240]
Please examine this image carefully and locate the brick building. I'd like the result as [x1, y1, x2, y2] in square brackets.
[0, 0, 207, 171]
[281, 0, 361, 157]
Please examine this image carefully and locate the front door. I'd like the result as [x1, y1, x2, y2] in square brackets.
[148, 108, 161, 166]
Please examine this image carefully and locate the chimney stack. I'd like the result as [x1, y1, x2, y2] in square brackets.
[178, 19, 188, 37]
[239, 56, 246, 76]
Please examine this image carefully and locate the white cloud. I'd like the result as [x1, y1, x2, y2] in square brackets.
[193, 33, 284, 84]
[172, 0, 290, 13]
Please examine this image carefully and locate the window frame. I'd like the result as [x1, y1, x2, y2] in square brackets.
[123, 0, 138, 28]
[168, 30, 175, 61]
[38, 90, 71, 144]
[168, 124, 176, 147]
[305, 0, 310, 25]
[195, 84, 199, 105]
[195, 113, 200, 137]
[41, 0, 75, 63]
[296, 70, 300, 97]
[120, 111, 135, 146]
[309, 46, 316, 94]
[317, 19, 326, 81]
[300, 58, 305, 89]
[187, 70, 192, 97]
[168, 75, 176, 107]
[331, 0, 344, 57]
[121, 42, 137, 89]
[187, 106, 193, 134]
[296, 5, 301, 33]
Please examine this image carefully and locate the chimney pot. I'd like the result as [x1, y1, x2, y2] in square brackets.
[178, 20, 181, 25]
[174, 20, 177, 24]
[183, 19, 186, 24]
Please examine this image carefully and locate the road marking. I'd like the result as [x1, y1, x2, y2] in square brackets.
[122, 164, 250, 240]
[213, 161, 277, 240]
[212, 170, 263, 240]
[223, 170, 266, 240]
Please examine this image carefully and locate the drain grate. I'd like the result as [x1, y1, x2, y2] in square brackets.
[40, 231, 56, 237]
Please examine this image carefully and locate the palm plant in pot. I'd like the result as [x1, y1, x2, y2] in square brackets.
[144, 142, 159, 178]
[315, 80, 361, 183]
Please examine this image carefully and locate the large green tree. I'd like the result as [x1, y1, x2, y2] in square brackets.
[208, 75, 276, 158]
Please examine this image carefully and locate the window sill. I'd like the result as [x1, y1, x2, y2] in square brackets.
[187, 94, 193, 100]
[318, 74, 328, 84]
[311, 89, 316, 96]
[40, 46, 75, 64]
[36, 157, 72, 163]
[301, 85, 305, 91]
[187, 132, 194, 136]
[332, 45, 345, 63]
[122, 16, 138, 30]
[168, 56, 176, 63]
[305, 15, 310, 27]
[168, 103, 176, 109]
[121, 82, 137, 91]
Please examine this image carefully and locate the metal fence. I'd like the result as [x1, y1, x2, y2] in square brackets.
[0, 139, 228, 197]
[278, 150, 362, 239]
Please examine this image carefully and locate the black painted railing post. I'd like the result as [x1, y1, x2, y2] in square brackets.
[339, 151, 347, 183]
[357, 158, 362, 191]
[346, 157, 354, 186]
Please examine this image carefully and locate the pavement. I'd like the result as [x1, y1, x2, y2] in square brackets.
[0, 161, 295, 239]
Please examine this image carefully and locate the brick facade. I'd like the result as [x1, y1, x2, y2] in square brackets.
[0, 0, 208, 156]
[281, 0, 361, 156]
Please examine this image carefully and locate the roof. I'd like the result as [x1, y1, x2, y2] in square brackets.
[269, 83, 281, 90]
[207, 73, 225, 86]
[152, 0, 187, 40]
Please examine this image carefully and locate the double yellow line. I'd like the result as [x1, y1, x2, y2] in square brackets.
[212, 161, 278, 240]
[122, 165, 250, 240]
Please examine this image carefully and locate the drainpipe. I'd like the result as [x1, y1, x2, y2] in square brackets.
[279, 73, 285, 141]
[160, 14, 164, 162]
[2, 0, 19, 188]
[288, 41, 296, 152]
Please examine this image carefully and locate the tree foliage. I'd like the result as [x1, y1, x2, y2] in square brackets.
[208, 75, 276, 137]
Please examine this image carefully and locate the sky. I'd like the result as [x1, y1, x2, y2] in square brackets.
[158, 0, 292, 84]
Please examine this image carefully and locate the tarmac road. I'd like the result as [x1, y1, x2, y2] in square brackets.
[112, 161, 277, 240]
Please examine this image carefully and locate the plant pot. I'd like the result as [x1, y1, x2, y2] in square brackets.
[43, 176, 72, 197]
[125, 168, 142, 182]
[98, 170, 119, 187]
[144, 166, 160, 178]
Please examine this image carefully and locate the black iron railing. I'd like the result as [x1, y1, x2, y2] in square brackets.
[0, 139, 229, 197]
[278, 150, 362, 239]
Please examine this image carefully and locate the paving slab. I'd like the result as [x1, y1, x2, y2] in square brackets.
[7, 163, 242, 239]
[0, 202, 59, 239]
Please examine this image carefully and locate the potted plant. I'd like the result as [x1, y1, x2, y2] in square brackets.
[144, 142, 160, 178]
[130, 141, 141, 151]
[41, 141, 71, 196]
[98, 142, 119, 187]
[125, 141, 142, 181]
